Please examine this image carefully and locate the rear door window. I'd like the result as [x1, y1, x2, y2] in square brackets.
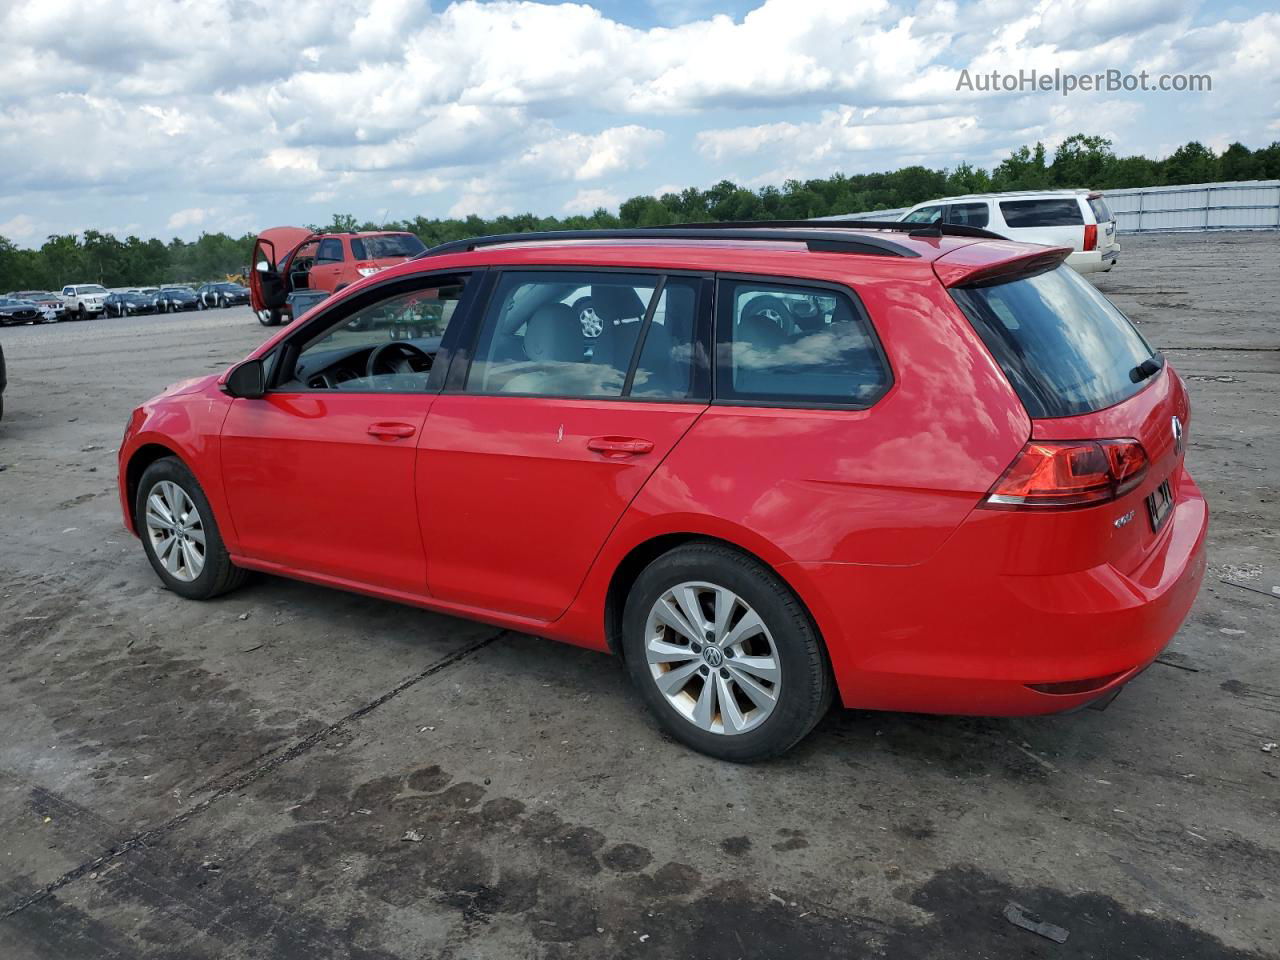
[715, 279, 890, 407]
[999, 199, 1084, 228]
[947, 202, 989, 228]
[465, 271, 708, 400]
[316, 238, 344, 262]
[951, 264, 1156, 418]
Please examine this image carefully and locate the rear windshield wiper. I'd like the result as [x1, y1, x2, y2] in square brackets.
[1129, 353, 1165, 383]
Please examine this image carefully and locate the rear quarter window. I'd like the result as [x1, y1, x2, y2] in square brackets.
[715, 279, 890, 407]
[951, 264, 1155, 418]
[999, 199, 1084, 228]
[1088, 196, 1113, 223]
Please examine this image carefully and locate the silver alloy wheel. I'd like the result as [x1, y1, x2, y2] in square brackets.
[144, 480, 207, 582]
[644, 581, 781, 735]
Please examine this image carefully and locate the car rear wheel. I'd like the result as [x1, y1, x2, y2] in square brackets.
[622, 542, 833, 762]
[197, 298, 207, 310]
[137, 457, 247, 601]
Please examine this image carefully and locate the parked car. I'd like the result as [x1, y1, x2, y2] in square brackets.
[0, 296, 44, 325]
[248, 227, 427, 325]
[119, 221, 1206, 761]
[197, 282, 251, 310]
[154, 287, 198, 313]
[104, 291, 157, 317]
[59, 283, 109, 320]
[0, 339, 6, 420]
[9, 290, 64, 322]
[899, 190, 1120, 274]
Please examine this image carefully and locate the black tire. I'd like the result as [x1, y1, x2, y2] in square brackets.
[621, 542, 833, 762]
[218, 295, 227, 308]
[136, 457, 248, 601]
[197, 298, 207, 310]
[78, 305, 87, 321]
[257, 308, 280, 326]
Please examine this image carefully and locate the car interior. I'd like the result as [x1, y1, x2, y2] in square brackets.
[725, 284, 888, 403]
[282, 284, 464, 392]
[469, 274, 700, 399]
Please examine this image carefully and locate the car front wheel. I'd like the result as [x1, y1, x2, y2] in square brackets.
[622, 542, 833, 762]
[137, 457, 247, 600]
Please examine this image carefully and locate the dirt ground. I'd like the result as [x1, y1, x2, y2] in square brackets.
[1, 231, 1277, 959]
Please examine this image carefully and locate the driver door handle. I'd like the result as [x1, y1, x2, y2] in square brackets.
[367, 421, 416, 441]
[587, 436, 654, 457]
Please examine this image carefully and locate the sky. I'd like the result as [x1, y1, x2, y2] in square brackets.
[0, 0, 1276, 246]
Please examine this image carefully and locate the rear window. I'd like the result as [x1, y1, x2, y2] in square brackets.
[951, 265, 1155, 418]
[351, 234, 427, 260]
[999, 199, 1083, 228]
[1087, 196, 1113, 223]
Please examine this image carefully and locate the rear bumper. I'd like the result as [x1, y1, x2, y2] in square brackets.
[786, 467, 1208, 716]
[1067, 247, 1120, 274]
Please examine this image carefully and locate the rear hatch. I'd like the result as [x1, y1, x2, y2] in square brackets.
[1087, 193, 1118, 253]
[946, 256, 1189, 575]
[351, 233, 427, 277]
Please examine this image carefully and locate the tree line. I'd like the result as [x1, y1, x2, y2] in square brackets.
[3, 135, 1277, 292]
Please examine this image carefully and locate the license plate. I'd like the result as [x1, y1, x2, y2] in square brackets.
[1147, 480, 1173, 532]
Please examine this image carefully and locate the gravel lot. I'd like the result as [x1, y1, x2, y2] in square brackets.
[1, 232, 1277, 959]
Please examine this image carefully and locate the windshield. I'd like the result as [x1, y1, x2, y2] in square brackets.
[951, 264, 1155, 418]
[351, 234, 426, 260]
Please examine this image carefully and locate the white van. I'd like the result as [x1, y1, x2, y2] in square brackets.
[899, 190, 1120, 274]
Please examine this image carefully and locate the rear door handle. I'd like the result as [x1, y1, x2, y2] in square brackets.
[587, 436, 654, 458]
[367, 421, 416, 440]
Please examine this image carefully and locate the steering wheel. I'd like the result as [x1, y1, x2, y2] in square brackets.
[367, 341, 433, 379]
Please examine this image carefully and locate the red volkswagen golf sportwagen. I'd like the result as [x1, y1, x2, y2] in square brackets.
[118, 222, 1208, 761]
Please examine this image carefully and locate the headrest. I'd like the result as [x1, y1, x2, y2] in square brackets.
[524, 303, 581, 362]
[591, 284, 648, 322]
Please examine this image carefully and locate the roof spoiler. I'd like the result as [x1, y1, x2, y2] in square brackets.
[934, 246, 1073, 288]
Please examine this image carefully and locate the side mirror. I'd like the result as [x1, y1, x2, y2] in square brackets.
[255, 260, 272, 273]
[222, 358, 266, 399]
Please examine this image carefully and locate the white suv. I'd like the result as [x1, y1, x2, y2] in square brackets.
[899, 190, 1119, 274]
[60, 284, 109, 320]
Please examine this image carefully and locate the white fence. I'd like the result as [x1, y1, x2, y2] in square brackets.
[827, 179, 1280, 233]
[1105, 180, 1280, 232]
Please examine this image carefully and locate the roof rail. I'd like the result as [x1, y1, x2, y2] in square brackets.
[418, 225, 934, 260]
[589, 218, 1005, 241]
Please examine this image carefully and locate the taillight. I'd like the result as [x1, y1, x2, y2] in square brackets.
[981, 440, 1148, 510]
[1083, 224, 1098, 251]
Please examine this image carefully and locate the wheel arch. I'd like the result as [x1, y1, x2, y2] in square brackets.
[601, 533, 830, 668]
[123, 442, 183, 534]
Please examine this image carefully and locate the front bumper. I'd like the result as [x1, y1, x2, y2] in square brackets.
[785, 467, 1208, 716]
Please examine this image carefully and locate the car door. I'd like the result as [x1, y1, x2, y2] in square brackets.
[308, 237, 346, 294]
[945, 201, 990, 229]
[219, 271, 477, 594]
[418, 269, 712, 621]
[249, 227, 314, 315]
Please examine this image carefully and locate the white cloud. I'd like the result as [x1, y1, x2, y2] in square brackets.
[0, 214, 36, 239]
[563, 188, 621, 213]
[0, 0, 1274, 243]
[166, 208, 208, 230]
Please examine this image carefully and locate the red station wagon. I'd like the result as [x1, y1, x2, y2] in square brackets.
[118, 222, 1208, 761]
